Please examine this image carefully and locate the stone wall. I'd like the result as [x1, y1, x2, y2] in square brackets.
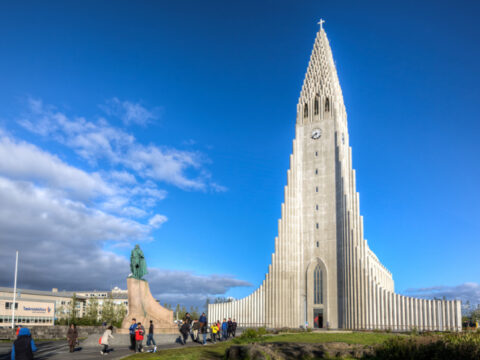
[0, 325, 104, 340]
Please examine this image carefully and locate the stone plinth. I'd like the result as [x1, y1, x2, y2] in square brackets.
[119, 277, 177, 334]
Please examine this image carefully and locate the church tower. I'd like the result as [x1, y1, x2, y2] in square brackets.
[208, 22, 461, 331]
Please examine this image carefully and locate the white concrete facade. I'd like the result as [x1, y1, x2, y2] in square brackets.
[208, 26, 461, 331]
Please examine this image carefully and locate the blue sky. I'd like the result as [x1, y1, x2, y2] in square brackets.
[0, 0, 479, 307]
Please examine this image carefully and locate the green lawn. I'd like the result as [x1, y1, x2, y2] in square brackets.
[122, 332, 401, 360]
[261, 332, 400, 346]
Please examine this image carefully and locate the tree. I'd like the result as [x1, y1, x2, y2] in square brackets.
[85, 298, 100, 324]
[68, 293, 79, 324]
[113, 303, 127, 328]
[471, 308, 480, 322]
[101, 295, 116, 325]
[189, 306, 199, 319]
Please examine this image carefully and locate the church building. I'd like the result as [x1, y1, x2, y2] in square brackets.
[208, 22, 462, 331]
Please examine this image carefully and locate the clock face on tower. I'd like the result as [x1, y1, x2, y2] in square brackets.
[311, 128, 322, 140]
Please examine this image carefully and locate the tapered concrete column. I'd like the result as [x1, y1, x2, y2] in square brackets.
[391, 293, 398, 331]
[440, 301, 445, 331]
[380, 288, 385, 329]
[455, 300, 462, 331]
[386, 291, 391, 330]
[397, 296, 402, 331]
[427, 300, 432, 331]
[421, 299, 426, 331]
[411, 298, 416, 329]
[448, 301, 454, 331]
[406, 297, 411, 330]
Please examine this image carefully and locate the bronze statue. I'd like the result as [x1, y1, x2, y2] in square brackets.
[130, 244, 148, 280]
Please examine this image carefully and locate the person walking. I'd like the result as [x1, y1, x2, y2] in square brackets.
[200, 322, 208, 345]
[216, 320, 222, 341]
[192, 320, 199, 342]
[183, 312, 192, 325]
[221, 318, 228, 340]
[227, 318, 233, 338]
[11, 327, 37, 360]
[135, 322, 145, 353]
[100, 325, 114, 355]
[179, 322, 190, 345]
[66, 324, 78, 353]
[232, 319, 237, 338]
[199, 312, 207, 326]
[210, 322, 219, 343]
[146, 320, 157, 352]
[128, 318, 137, 351]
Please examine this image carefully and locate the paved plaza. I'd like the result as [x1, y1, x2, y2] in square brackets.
[0, 337, 219, 360]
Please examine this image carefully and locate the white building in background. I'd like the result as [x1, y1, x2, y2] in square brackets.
[0, 286, 128, 326]
[208, 23, 462, 331]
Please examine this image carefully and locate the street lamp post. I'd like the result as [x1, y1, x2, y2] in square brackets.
[11, 251, 19, 329]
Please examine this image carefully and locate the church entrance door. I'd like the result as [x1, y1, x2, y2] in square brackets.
[314, 309, 323, 328]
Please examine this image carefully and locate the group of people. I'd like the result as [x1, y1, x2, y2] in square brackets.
[9, 314, 239, 358]
[11, 324, 80, 359]
[179, 312, 238, 345]
[128, 318, 157, 354]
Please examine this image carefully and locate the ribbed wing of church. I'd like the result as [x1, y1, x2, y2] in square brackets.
[208, 25, 462, 331]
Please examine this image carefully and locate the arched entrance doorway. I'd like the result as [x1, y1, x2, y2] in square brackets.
[306, 258, 327, 329]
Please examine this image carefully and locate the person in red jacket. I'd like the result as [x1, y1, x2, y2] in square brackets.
[135, 322, 145, 353]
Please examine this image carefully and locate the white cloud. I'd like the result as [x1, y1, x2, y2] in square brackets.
[19, 98, 221, 191]
[110, 170, 137, 184]
[0, 175, 248, 306]
[0, 98, 238, 307]
[101, 97, 157, 126]
[148, 214, 168, 228]
[404, 282, 480, 304]
[0, 136, 114, 200]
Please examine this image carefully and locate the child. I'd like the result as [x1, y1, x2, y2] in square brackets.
[210, 322, 219, 343]
[135, 322, 145, 353]
[100, 325, 114, 355]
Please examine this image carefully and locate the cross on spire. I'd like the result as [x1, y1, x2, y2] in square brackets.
[318, 18, 325, 30]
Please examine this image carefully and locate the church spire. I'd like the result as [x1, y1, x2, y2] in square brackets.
[298, 21, 344, 111]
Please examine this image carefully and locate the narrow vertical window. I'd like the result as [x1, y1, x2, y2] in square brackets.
[304, 103, 308, 118]
[316, 204, 319, 210]
[316, 187, 318, 192]
[314, 264, 323, 304]
[325, 97, 330, 112]
[314, 96, 319, 115]
[315, 151, 318, 156]
[316, 241, 319, 247]
[315, 169, 318, 175]
[316, 223, 319, 229]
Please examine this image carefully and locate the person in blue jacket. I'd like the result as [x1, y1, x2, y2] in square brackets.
[199, 312, 207, 325]
[128, 318, 138, 351]
[221, 318, 228, 340]
[11, 327, 37, 360]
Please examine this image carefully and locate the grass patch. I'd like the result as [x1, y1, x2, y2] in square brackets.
[121, 331, 400, 360]
[261, 332, 400, 346]
[122, 342, 229, 360]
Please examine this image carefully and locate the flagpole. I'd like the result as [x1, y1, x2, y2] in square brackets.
[11, 251, 18, 329]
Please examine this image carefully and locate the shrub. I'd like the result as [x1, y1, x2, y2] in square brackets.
[369, 332, 480, 360]
[257, 327, 267, 336]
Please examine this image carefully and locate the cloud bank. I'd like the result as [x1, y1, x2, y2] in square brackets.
[404, 282, 480, 305]
[0, 98, 242, 308]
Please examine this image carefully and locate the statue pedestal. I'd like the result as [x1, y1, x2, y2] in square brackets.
[118, 277, 177, 334]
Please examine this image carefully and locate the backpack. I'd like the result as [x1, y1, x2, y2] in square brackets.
[14, 335, 33, 360]
[135, 329, 144, 341]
